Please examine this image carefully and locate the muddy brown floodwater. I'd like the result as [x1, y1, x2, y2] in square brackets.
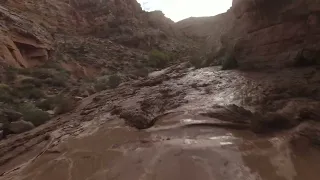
[1, 66, 320, 180]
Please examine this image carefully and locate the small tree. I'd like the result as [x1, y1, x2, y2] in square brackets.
[94, 74, 121, 91]
[148, 50, 170, 68]
[36, 95, 75, 115]
[18, 103, 50, 126]
[108, 74, 122, 89]
[189, 55, 206, 69]
[221, 53, 238, 70]
[0, 84, 14, 103]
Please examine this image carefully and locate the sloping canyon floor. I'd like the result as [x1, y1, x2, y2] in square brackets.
[1, 65, 320, 180]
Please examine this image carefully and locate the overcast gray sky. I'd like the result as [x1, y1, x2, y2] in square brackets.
[137, 0, 232, 22]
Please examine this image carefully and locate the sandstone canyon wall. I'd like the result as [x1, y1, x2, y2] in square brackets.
[1, 0, 319, 74]
[175, 13, 234, 54]
[230, 0, 320, 69]
[175, 14, 230, 39]
[175, 0, 320, 69]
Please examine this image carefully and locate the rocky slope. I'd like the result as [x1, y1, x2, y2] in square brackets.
[0, 0, 197, 138]
[174, 13, 234, 57]
[175, 14, 229, 39]
[0, 0, 192, 71]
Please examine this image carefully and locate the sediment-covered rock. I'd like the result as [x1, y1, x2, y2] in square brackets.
[250, 112, 295, 133]
[291, 122, 320, 148]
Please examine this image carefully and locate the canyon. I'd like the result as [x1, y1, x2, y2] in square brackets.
[0, 0, 320, 180]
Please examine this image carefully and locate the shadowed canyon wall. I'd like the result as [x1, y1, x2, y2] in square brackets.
[230, 0, 320, 68]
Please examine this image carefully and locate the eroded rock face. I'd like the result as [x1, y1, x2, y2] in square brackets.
[0, 5, 52, 68]
[229, 0, 320, 69]
[0, 0, 192, 71]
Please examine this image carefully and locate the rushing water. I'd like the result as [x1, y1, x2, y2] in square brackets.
[2, 66, 320, 180]
[2, 113, 319, 180]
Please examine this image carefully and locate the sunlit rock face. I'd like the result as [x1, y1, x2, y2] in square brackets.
[230, 0, 320, 69]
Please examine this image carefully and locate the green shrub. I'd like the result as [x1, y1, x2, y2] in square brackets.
[21, 78, 42, 88]
[94, 74, 121, 91]
[41, 62, 67, 72]
[43, 77, 66, 87]
[31, 68, 54, 79]
[17, 86, 45, 99]
[189, 51, 222, 69]
[17, 68, 32, 75]
[36, 95, 75, 115]
[5, 68, 17, 82]
[94, 76, 109, 91]
[221, 54, 238, 70]
[18, 103, 50, 126]
[148, 50, 170, 68]
[0, 84, 11, 92]
[26, 89, 45, 99]
[0, 84, 14, 103]
[36, 98, 56, 110]
[108, 74, 121, 89]
[14, 67, 69, 88]
[189, 56, 205, 69]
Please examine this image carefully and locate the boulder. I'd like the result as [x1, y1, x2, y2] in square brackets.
[250, 112, 297, 133]
[200, 104, 252, 124]
[8, 120, 35, 134]
[291, 123, 320, 148]
[119, 109, 154, 129]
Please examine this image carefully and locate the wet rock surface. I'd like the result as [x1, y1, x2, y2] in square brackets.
[200, 104, 253, 124]
[291, 123, 320, 148]
[0, 65, 319, 180]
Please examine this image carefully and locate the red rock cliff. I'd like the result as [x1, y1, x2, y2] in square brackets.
[0, 0, 188, 70]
